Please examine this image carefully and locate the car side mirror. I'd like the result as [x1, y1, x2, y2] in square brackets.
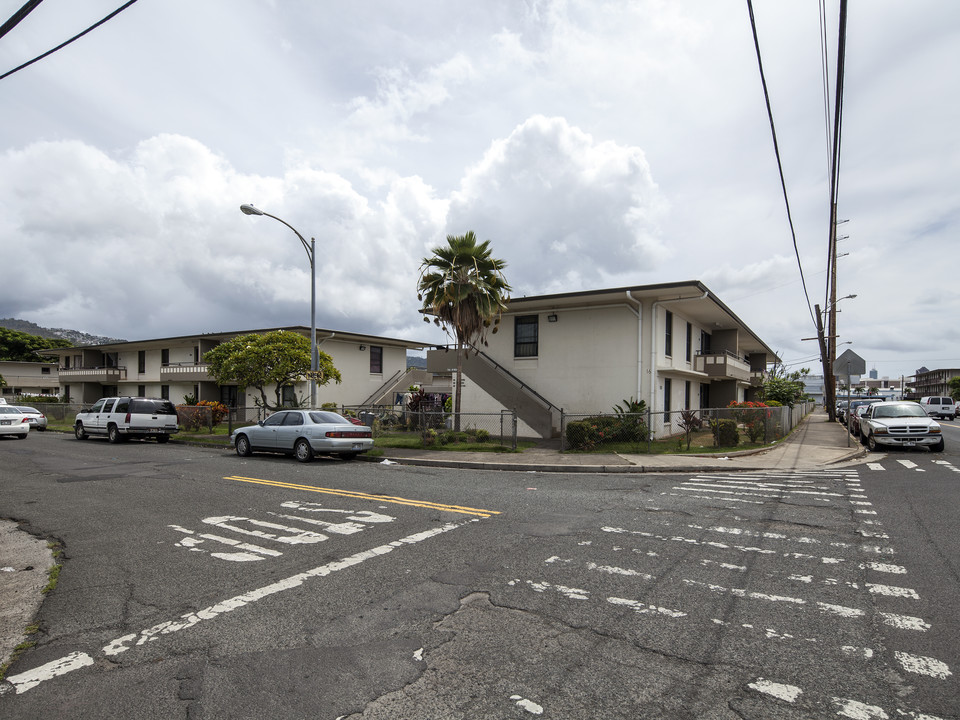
[258, 420, 265, 426]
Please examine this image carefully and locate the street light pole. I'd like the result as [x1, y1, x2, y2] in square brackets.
[240, 204, 317, 409]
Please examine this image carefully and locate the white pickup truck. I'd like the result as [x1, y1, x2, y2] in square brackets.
[75, 397, 180, 443]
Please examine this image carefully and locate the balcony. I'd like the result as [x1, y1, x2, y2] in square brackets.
[160, 363, 212, 383]
[750, 370, 768, 387]
[694, 351, 751, 382]
[58, 366, 127, 382]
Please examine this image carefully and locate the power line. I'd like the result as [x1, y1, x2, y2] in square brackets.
[0, 0, 44, 41]
[744, 1, 817, 330]
[0, 0, 140, 82]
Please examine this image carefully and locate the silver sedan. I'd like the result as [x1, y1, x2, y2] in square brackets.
[15, 406, 48, 431]
[231, 410, 373, 462]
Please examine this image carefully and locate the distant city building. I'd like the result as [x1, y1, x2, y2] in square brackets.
[912, 368, 960, 398]
[869, 368, 878, 379]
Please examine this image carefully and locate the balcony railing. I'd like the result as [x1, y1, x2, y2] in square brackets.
[58, 366, 127, 381]
[694, 351, 751, 382]
[159, 363, 212, 382]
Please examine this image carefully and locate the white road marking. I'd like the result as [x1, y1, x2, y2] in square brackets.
[894, 651, 952, 679]
[201, 516, 328, 545]
[866, 583, 919, 599]
[867, 463, 885, 471]
[6, 521, 471, 694]
[607, 597, 687, 618]
[748, 678, 802, 702]
[510, 695, 544, 715]
[3, 651, 94, 694]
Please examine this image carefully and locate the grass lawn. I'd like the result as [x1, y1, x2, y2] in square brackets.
[45, 422, 786, 456]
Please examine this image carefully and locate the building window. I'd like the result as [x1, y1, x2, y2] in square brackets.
[370, 346, 383, 374]
[281, 385, 296, 407]
[138, 351, 146, 374]
[664, 311, 673, 357]
[138, 385, 146, 396]
[515, 316, 539, 357]
[41, 366, 51, 375]
[700, 330, 711, 355]
[685, 380, 691, 409]
[664, 378, 672, 413]
[161, 385, 169, 400]
[685, 322, 692, 362]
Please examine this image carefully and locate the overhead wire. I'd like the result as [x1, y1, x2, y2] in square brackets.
[0, 0, 140, 82]
[744, 0, 818, 330]
[0, 0, 44, 41]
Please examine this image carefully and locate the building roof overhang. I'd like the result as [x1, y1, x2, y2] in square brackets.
[506, 280, 779, 361]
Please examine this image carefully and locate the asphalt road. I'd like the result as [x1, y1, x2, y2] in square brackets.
[1, 428, 958, 719]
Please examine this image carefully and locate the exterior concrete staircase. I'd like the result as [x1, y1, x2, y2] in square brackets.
[427, 348, 562, 438]
[360, 368, 434, 407]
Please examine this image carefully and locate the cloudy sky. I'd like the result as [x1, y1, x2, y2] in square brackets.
[2, 0, 958, 381]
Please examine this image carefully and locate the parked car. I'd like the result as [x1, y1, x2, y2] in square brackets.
[0, 405, 30, 439]
[918, 396, 957, 420]
[14, 406, 47, 431]
[75, 397, 179, 443]
[231, 410, 373, 462]
[845, 399, 884, 429]
[859, 401, 944, 452]
[849, 404, 871, 437]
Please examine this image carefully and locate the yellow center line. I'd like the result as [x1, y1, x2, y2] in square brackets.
[224, 475, 501, 518]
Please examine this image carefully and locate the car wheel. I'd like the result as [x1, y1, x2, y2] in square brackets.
[867, 434, 879, 452]
[294, 438, 314, 463]
[931, 438, 945, 453]
[17, 433, 28, 439]
[235, 434, 252, 457]
[75, 423, 88, 440]
[108, 424, 122, 444]
[156, 434, 170, 444]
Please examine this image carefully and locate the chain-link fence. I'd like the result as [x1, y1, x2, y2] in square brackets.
[339, 405, 518, 449]
[561, 402, 813, 453]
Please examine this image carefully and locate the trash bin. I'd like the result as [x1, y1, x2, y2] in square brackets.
[359, 411, 375, 427]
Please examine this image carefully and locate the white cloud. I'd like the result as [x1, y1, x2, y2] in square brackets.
[1, 0, 959, 379]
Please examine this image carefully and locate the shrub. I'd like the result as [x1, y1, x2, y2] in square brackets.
[711, 418, 739, 447]
[197, 400, 229, 424]
[474, 429, 490, 443]
[728, 401, 770, 443]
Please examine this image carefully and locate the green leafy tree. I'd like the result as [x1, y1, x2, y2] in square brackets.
[761, 366, 810, 408]
[203, 331, 341, 411]
[417, 231, 511, 429]
[949, 376, 960, 402]
[0, 328, 72, 362]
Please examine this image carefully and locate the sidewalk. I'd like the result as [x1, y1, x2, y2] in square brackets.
[366, 408, 867, 473]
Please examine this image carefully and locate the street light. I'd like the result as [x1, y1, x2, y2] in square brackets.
[240, 203, 318, 409]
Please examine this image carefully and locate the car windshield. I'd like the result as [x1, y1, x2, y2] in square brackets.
[873, 404, 928, 419]
[308, 411, 351, 424]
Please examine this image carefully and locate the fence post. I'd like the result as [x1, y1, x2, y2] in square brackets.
[512, 411, 518, 450]
[560, 408, 565, 452]
[647, 408, 652, 453]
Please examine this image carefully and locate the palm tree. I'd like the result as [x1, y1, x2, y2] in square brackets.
[417, 232, 511, 429]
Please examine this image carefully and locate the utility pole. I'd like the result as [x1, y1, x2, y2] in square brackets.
[821, 0, 847, 422]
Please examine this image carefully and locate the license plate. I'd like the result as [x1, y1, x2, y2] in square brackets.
[0, 420, 10, 425]
[352, 443, 363, 450]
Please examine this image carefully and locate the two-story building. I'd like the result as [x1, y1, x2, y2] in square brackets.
[39, 326, 429, 409]
[0, 360, 61, 399]
[427, 280, 777, 438]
